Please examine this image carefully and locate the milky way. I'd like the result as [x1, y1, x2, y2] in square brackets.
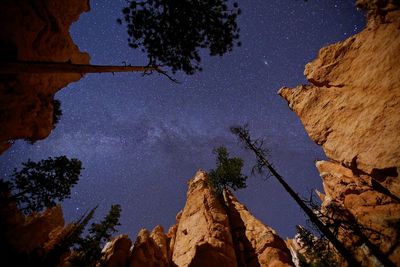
[0, 0, 365, 238]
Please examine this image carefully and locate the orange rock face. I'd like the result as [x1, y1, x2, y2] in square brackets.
[172, 171, 237, 267]
[0, 0, 90, 153]
[316, 161, 400, 266]
[225, 191, 294, 267]
[279, 1, 400, 266]
[278, 3, 400, 176]
[98, 171, 294, 267]
[129, 227, 170, 267]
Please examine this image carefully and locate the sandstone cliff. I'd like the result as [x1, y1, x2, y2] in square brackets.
[99, 171, 294, 267]
[279, 1, 400, 265]
[0, 0, 90, 153]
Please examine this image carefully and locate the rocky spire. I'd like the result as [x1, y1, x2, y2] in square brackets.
[99, 171, 294, 267]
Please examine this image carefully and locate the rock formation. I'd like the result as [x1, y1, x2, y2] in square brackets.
[316, 160, 400, 266]
[98, 235, 132, 267]
[0, 193, 72, 267]
[279, 1, 400, 176]
[0, 0, 90, 153]
[99, 171, 294, 267]
[279, 0, 400, 265]
[1, 204, 65, 253]
[129, 227, 170, 267]
[172, 171, 238, 267]
[225, 191, 293, 267]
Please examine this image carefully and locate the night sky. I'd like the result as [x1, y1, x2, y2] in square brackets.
[0, 0, 365, 239]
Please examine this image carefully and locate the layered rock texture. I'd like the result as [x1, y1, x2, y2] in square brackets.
[99, 171, 294, 267]
[279, 1, 400, 265]
[0, 0, 90, 153]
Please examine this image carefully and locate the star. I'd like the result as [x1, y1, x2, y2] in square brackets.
[0, 0, 366, 239]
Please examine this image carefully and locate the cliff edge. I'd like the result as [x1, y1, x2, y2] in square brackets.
[279, 1, 400, 265]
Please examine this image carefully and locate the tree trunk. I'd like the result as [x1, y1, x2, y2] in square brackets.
[233, 128, 363, 267]
[0, 61, 158, 74]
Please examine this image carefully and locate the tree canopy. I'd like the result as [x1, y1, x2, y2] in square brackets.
[7, 156, 82, 214]
[209, 146, 247, 194]
[119, 0, 241, 75]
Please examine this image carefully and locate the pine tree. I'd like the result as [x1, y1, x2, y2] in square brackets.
[70, 204, 122, 267]
[209, 146, 247, 194]
[295, 226, 338, 267]
[119, 0, 241, 74]
[42, 207, 97, 267]
[7, 156, 82, 214]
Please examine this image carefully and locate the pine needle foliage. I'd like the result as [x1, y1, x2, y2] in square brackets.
[209, 146, 247, 194]
[119, 0, 241, 75]
[296, 226, 338, 267]
[8, 156, 82, 214]
[70, 204, 122, 267]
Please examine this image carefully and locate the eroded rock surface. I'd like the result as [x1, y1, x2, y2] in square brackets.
[0, 0, 90, 153]
[97, 171, 293, 267]
[278, 2, 400, 176]
[279, 1, 400, 266]
[225, 191, 294, 267]
[129, 227, 170, 267]
[98, 234, 132, 267]
[172, 171, 237, 267]
[316, 161, 400, 266]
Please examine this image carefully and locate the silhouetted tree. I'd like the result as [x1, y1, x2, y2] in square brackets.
[306, 194, 397, 267]
[1, 1, 241, 78]
[52, 99, 62, 128]
[119, 0, 241, 74]
[70, 204, 122, 267]
[23, 99, 62, 145]
[42, 206, 97, 267]
[5, 156, 82, 214]
[209, 146, 247, 194]
[295, 225, 338, 267]
[230, 125, 362, 267]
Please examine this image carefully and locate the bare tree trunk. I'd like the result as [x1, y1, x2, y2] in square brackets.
[0, 61, 158, 74]
[231, 126, 363, 267]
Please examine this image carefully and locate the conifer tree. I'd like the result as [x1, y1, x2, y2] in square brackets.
[70, 204, 122, 267]
[5, 156, 82, 214]
[209, 146, 247, 194]
[119, 0, 241, 75]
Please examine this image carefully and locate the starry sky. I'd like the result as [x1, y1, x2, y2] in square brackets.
[0, 0, 365, 238]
